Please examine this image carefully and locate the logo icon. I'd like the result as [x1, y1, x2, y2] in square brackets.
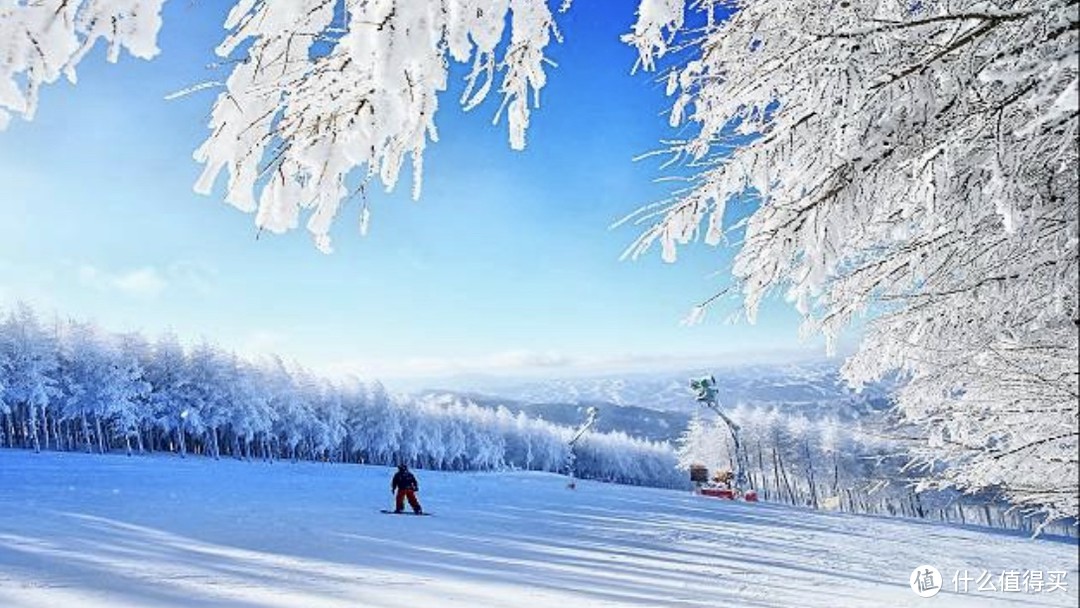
[910, 565, 942, 598]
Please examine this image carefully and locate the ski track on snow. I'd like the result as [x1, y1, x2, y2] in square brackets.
[0, 450, 1076, 607]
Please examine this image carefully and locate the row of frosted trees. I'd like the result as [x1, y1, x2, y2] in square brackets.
[678, 405, 1077, 537]
[680, 406, 894, 511]
[0, 304, 682, 488]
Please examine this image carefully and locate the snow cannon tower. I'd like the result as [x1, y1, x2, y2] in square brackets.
[689, 376, 759, 503]
[565, 406, 599, 489]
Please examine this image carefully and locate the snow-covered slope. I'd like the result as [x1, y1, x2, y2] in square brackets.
[0, 450, 1075, 607]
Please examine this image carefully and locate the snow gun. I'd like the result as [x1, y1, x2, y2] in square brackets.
[689, 376, 758, 502]
[565, 406, 599, 489]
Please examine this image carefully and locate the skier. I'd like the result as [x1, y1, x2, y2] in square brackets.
[391, 464, 423, 514]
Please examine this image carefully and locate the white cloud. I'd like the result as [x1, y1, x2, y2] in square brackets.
[112, 268, 168, 298]
[75, 261, 216, 300]
[79, 265, 167, 299]
[470, 350, 574, 370]
[167, 260, 217, 295]
[322, 349, 578, 381]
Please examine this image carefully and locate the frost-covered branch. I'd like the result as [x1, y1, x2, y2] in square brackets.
[193, 0, 564, 252]
[2, 0, 567, 251]
[0, 0, 165, 129]
[626, 0, 1079, 520]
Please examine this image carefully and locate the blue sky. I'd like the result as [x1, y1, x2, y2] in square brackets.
[0, 1, 837, 383]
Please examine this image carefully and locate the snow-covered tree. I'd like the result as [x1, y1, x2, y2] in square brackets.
[143, 331, 191, 456]
[262, 357, 310, 461]
[57, 320, 146, 454]
[185, 341, 232, 459]
[297, 370, 344, 460]
[108, 331, 151, 455]
[359, 380, 404, 464]
[440, 410, 470, 470]
[622, 0, 1078, 521]
[576, 430, 683, 488]
[226, 357, 275, 460]
[676, 413, 730, 474]
[116, 331, 155, 454]
[0, 304, 59, 452]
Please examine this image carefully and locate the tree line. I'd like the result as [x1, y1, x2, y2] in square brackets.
[679, 405, 1077, 537]
[0, 303, 682, 489]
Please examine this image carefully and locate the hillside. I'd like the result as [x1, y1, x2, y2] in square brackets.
[419, 361, 894, 444]
[420, 391, 690, 443]
[1, 450, 1075, 607]
[427, 361, 892, 415]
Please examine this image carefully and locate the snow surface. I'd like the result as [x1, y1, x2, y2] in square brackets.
[0, 450, 1076, 608]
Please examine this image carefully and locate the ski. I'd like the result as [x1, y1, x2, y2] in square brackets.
[379, 509, 433, 516]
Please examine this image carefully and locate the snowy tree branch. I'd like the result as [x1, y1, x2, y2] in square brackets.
[0, 0, 165, 130]
[192, 0, 565, 252]
[626, 0, 1079, 520]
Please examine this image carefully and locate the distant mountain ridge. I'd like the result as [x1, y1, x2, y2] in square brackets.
[416, 391, 690, 443]
[419, 360, 893, 443]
